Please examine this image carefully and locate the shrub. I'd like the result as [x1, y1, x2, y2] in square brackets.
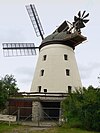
[63, 86, 100, 131]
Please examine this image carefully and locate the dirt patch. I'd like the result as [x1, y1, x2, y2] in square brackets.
[10, 126, 50, 133]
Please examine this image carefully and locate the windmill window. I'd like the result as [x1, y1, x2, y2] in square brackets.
[64, 54, 68, 60]
[38, 86, 41, 93]
[44, 89, 47, 93]
[43, 55, 47, 61]
[68, 86, 72, 93]
[40, 69, 44, 76]
[66, 69, 70, 76]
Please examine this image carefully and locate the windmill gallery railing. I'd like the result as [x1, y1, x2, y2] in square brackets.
[10, 92, 68, 98]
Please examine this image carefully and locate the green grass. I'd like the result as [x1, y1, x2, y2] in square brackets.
[0, 123, 99, 133]
[0, 123, 22, 133]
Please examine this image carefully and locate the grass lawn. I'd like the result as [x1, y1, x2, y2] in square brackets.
[0, 123, 99, 133]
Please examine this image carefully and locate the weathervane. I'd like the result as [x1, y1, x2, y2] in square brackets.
[73, 11, 89, 32]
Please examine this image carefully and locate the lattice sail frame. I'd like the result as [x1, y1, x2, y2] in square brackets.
[2, 43, 37, 57]
[26, 4, 44, 40]
[2, 4, 45, 57]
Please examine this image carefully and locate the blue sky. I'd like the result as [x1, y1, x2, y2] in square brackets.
[0, 0, 100, 91]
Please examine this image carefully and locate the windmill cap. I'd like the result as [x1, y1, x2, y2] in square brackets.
[40, 31, 87, 50]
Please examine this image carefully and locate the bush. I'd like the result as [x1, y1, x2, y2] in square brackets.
[0, 74, 19, 110]
[63, 86, 100, 131]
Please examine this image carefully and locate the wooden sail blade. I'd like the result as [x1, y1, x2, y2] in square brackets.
[26, 4, 44, 40]
[2, 43, 38, 57]
[53, 21, 69, 33]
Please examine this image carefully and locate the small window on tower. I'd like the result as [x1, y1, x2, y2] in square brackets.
[38, 86, 41, 92]
[44, 89, 47, 93]
[40, 69, 44, 76]
[68, 86, 72, 93]
[64, 54, 68, 60]
[43, 55, 47, 61]
[66, 69, 70, 76]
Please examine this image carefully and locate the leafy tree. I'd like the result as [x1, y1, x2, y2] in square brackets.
[63, 86, 100, 131]
[2, 74, 19, 95]
[0, 74, 19, 110]
[0, 80, 8, 109]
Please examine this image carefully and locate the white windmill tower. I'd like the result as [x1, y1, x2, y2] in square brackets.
[30, 10, 89, 93]
[2, 5, 89, 94]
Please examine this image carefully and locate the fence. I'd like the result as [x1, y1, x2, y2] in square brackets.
[8, 106, 63, 127]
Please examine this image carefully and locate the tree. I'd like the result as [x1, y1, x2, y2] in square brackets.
[0, 74, 19, 110]
[2, 74, 19, 95]
[63, 86, 100, 131]
[0, 80, 8, 109]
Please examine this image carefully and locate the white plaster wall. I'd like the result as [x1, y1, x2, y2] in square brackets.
[31, 44, 82, 93]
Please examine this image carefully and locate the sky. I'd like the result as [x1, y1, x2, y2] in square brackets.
[0, 0, 100, 92]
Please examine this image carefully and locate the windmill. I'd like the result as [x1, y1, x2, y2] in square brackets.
[2, 5, 89, 93]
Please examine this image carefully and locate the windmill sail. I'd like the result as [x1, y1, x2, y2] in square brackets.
[2, 4, 45, 57]
[53, 21, 69, 33]
[2, 43, 37, 57]
[26, 4, 44, 40]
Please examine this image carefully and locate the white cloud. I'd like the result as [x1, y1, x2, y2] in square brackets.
[79, 62, 100, 79]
